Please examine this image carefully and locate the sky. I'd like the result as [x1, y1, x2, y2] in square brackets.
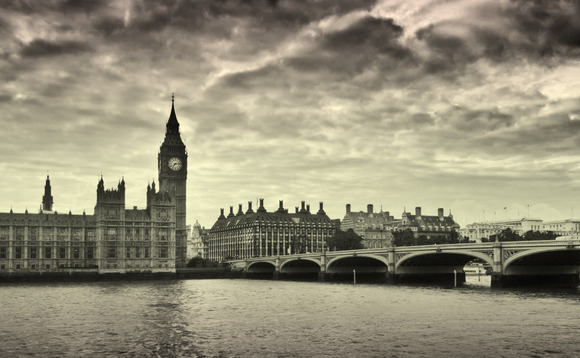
[1, 0, 580, 229]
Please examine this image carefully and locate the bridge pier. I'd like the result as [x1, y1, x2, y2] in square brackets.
[318, 272, 327, 282]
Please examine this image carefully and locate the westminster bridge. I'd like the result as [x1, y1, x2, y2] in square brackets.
[228, 240, 580, 288]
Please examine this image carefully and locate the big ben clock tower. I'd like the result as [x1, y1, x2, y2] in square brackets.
[158, 94, 187, 268]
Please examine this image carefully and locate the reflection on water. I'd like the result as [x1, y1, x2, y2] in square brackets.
[1, 277, 579, 358]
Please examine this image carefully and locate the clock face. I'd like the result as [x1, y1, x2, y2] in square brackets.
[168, 157, 182, 171]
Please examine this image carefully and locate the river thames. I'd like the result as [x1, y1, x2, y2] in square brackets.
[1, 276, 579, 358]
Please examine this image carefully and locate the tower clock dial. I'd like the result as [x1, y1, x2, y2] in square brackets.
[168, 157, 182, 171]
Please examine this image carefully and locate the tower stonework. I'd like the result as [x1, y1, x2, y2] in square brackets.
[158, 95, 188, 268]
[42, 175, 53, 211]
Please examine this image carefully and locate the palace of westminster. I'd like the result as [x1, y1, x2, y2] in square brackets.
[0, 97, 465, 276]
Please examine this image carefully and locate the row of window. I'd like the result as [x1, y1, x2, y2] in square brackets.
[0, 227, 96, 241]
[0, 263, 85, 270]
[0, 246, 172, 260]
[0, 247, 95, 259]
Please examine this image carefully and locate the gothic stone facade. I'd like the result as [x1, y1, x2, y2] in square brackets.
[0, 178, 176, 275]
[0, 99, 188, 275]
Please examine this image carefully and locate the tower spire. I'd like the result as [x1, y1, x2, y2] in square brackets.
[166, 93, 180, 135]
[42, 175, 53, 211]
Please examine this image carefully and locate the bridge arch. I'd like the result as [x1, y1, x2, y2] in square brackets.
[503, 247, 580, 275]
[247, 261, 276, 273]
[327, 254, 389, 268]
[395, 251, 493, 274]
[326, 254, 389, 274]
[280, 258, 322, 273]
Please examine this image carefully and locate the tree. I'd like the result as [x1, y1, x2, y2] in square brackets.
[449, 229, 460, 243]
[392, 229, 416, 247]
[416, 235, 429, 245]
[523, 230, 559, 241]
[187, 256, 215, 267]
[497, 228, 523, 242]
[326, 229, 363, 251]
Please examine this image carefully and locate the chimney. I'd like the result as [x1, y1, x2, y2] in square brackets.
[346, 204, 351, 214]
[295, 207, 299, 213]
[438, 208, 444, 219]
[300, 201, 306, 213]
[257, 198, 266, 213]
[317, 202, 326, 215]
[367, 204, 373, 214]
[228, 206, 235, 218]
[415, 207, 421, 217]
[276, 200, 285, 213]
[306, 204, 310, 213]
[237, 204, 244, 216]
[219, 208, 225, 219]
[246, 201, 254, 214]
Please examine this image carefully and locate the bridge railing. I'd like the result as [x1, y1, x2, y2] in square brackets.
[229, 240, 580, 263]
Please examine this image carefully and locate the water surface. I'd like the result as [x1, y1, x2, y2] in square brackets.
[1, 277, 579, 357]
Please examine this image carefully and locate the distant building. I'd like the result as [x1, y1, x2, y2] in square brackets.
[542, 219, 580, 238]
[461, 218, 543, 242]
[187, 220, 209, 259]
[208, 199, 336, 261]
[397, 207, 460, 239]
[341, 204, 396, 248]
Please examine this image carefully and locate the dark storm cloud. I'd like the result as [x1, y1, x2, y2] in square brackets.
[415, 0, 580, 72]
[57, 0, 109, 13]
[20, 39, 92, 58]
[206, 0, 377, 26]
[318, 16, 414, 74]
[88, 0, 378, 38]
[92, 16, 125, 37]
[0, 16, 10, 33]
[0, 0, 108, 14]
[215, 14, 415, 94]
[510, 0, 580, 49]
[323, 16, 404, 53]
[0, 94, 13, 103]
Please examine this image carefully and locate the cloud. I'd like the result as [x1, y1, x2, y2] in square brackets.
[19, 39, 92, 57]
[413, 0, 580, 74]
[0, 0, 108, 14]
[1, 0, 580, 228]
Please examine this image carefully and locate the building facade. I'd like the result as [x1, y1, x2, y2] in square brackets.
[208, 199, 336, 261]
[542, 219, 580, 239]
[187, 220, 209, 259]
[0, 98, 187, 276]
[340, 204, 396, 248]
[396, 207, 460, 239]
[460, 218, 543, 242]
